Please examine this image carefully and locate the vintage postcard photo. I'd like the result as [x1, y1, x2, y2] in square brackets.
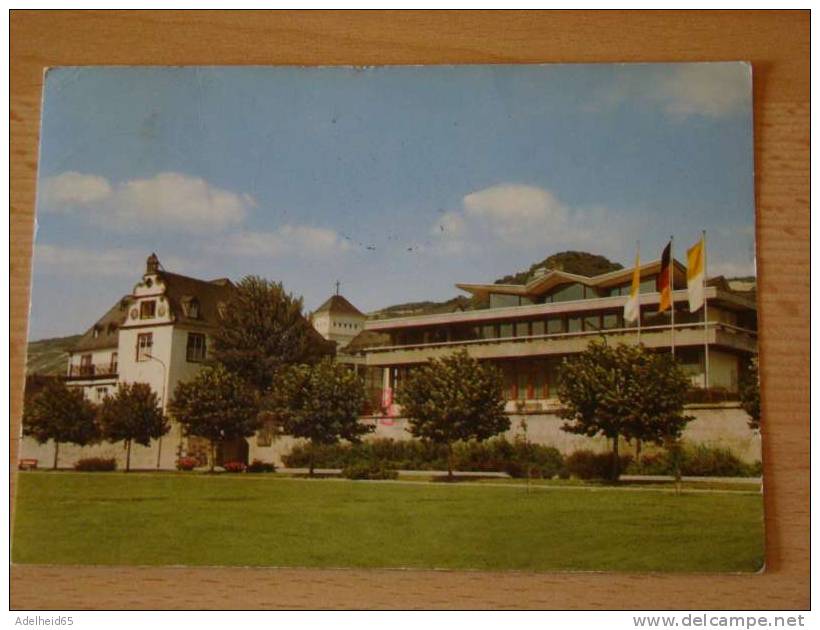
[15, 63, 762, 573]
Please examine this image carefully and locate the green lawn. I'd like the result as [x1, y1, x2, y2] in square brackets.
[12, 472, 764, 572]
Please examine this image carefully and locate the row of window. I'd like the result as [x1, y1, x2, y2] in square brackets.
[388, 306, 709, 347]
[377, 360, 562, 402]
[487, 277, 675, 309]
[137, 298, 200, 320]
[334, 321, 360, 330]
[375, 350, 708, 403]
[135, 332, 207, 363]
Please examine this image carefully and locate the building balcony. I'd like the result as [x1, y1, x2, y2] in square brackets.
[66, 363, 118, 380]
[361, 321, 757, 367]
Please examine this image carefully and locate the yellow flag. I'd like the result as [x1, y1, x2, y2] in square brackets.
[687, 237, 705, 312]
[623, 247, 641, 323]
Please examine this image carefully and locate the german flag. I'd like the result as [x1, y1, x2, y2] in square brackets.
[657, 241, 672, 313]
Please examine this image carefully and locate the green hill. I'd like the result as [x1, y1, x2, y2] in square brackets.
[493, 251, 623, 285]
[370, 251, 622, 318]
[25, 335, 80, 376]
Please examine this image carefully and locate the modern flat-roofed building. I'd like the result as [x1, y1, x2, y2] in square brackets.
[347, 259, 759, 461]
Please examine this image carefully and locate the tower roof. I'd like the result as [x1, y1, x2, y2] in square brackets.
[313, 294, 365, 318]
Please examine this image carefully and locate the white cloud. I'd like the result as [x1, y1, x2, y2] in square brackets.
[39, 171, 252, 233]
[34, 244, 197, 278]
[225, 225, 352, 259]
[34, 244, 144, 277]
[434, 183, 620, 255]
[652, 64, 751, 119]
[591, 63, 750, 120]
[40, 172, 112, 206]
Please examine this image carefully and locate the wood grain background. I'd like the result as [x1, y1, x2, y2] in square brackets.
[9, 10, 809, 610]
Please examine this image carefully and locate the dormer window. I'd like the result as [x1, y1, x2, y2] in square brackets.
[181, 296, 200, 319]
[92, 325, 101, 339]
[140, 300, 156, 319]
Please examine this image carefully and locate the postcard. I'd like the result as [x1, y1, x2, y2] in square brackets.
[15, 63, 762, 573]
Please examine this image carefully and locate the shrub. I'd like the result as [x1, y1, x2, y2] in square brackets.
[679, 444, 752, 477]
[282, 437, 564, 477]
[222, 461, 247, 473]
[626, 452, 670, 475]
[247, 459, 276, 473]
[626, 444, 759, 478]
[176, 457, 198, 471]
[565, 450, 632, 481]
[341, 462, 398, 480]
[74, 457, 117, 472]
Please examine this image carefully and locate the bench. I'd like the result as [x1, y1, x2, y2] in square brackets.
[18, 458, 38, 470]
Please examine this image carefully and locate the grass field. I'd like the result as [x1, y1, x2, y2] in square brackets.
[12, 472, 764, 572]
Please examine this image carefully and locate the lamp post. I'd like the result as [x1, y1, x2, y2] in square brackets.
[146, 353, 167, 470]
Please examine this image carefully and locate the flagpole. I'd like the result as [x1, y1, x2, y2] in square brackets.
[703, 230, 710, 390]
[670, 235, 675, 358]
[636, 240, 641, 345]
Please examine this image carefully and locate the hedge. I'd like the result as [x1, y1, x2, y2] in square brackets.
[627, 444, 761, 478]
[283, 437, 564, 479]
[74, 457, 117, 472]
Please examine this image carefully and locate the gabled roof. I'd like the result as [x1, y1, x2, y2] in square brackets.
[157, 271, 235, 326]
[313, 294, 365, 318]
[456, 258, 688, 300]
[72, 296, 132, 352]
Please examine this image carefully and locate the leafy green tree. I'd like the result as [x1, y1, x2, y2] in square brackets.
[558, 342, 692, 481]
[740, 357, 761, 431]
[264, 357, 370, 476]
[396, 350, 509, 479]
[98, 382, 169, 472]
[22, 379, 99, 469]
[212, 276, 334, 391]
[169, 365, 259, 472]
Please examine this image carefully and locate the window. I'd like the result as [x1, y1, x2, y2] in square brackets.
[110, 352, 118, 373]
[80, 354, 93, 376]
[567, 317, 582, 333]
[547, 283, 585, 303]
[531, 320, 545, 336]
[489, 293, 522, 309]
[602, 312, 620, 329]
[187, 333, 206, 362]
[640, 277, 656, 294]
[584, 314, 601, 332]
[96, 387, 109, 401]
[181, 297, 200, 319]
[136, 333, 153, 361]
[498, 323, 514, 338]
[515, 321, 530, 338]
[140, 300, 156, 319]
[547, 318, 565, 334]
[481, 324, 497, 340]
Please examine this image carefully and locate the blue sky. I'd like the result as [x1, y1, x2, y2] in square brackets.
[30, 63, 755, 340]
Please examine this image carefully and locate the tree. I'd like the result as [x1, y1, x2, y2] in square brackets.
[22, 379, 99, 469]
[168, 365, 259, 472]
[98, 382, 169, 472]
[558, 342, 693, 481]
[212, 276, 334, 391]
[740, 357, 761, 431]
[264, 357, 370, 476]
[396, 350, 509, 479]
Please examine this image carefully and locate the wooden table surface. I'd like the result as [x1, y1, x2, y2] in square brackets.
[9, 10, 810, 610]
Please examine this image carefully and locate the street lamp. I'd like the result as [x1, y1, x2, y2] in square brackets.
[145, 353, 167, 470]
